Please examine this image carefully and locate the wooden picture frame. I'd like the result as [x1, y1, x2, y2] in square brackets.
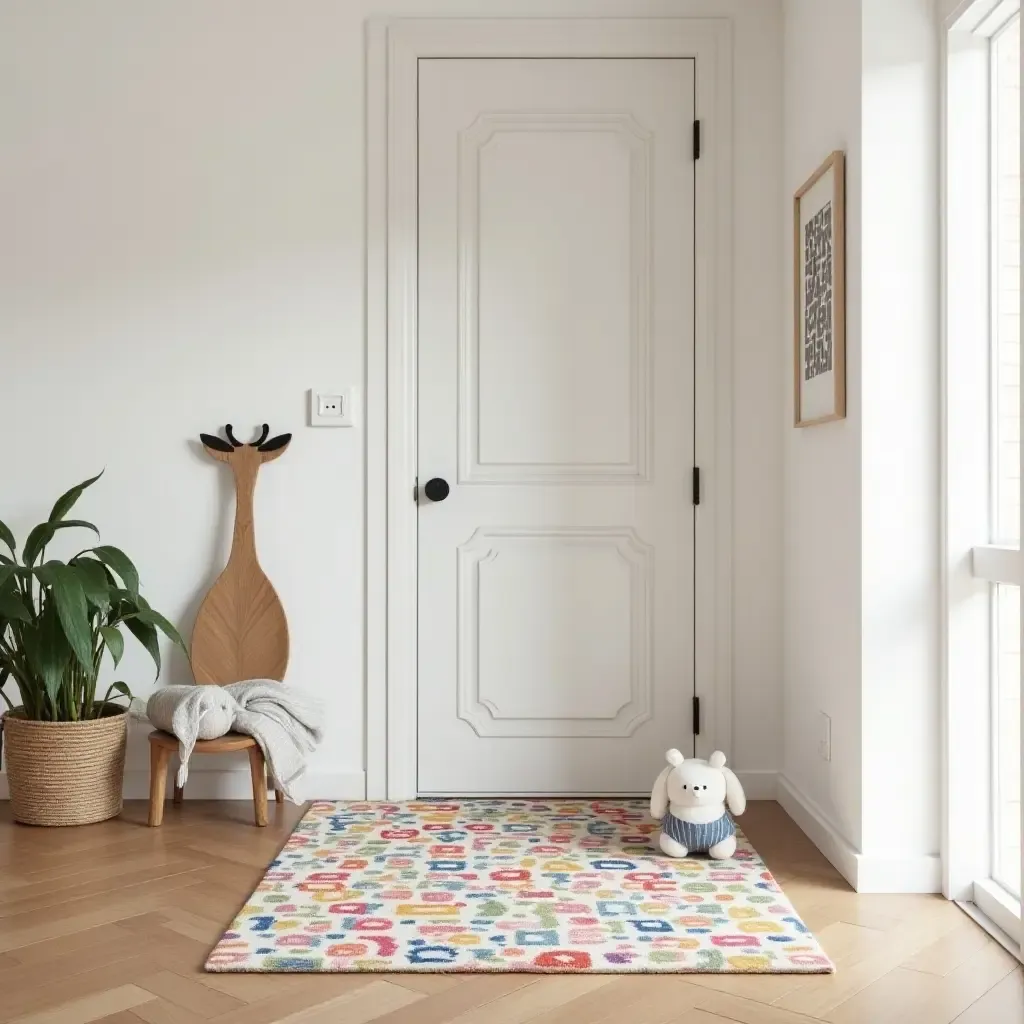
[793, 151, 846, 427]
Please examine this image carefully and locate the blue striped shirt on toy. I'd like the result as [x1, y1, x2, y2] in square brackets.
[661, 810, 735, 853]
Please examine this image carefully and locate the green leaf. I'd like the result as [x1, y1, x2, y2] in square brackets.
[99, 625, 124, 667]
[0, 588, 31, 623]
[88, 546, 139, 598]
[90, 680, 132, 719]
[0, 519, 15, 557]
[37, 562, 94, 672]
[22, 605, 70, 708]
[106, 680, 132, 700]
[0, 669, 14, 711]
[0, 564, 14, 591]
[23, 520, 100, 567]
[130, 606, 187, 652]
[22, 524, 51, 568]
[72, 558, 112, 614]
[107, 587, 136, 609]
[48, 471, 104, 524]
[124, 615, 160, 676]
[97, 680, 133, 713]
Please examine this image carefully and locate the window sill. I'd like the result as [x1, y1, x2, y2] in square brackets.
[959, 877, 1023, 962]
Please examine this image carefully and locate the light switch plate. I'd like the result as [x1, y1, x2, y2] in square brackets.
[309, 387, 357, 427]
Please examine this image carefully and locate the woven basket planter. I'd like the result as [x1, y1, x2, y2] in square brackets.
[2, 709, 128, 826]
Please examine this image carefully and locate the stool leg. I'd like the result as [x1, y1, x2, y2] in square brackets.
[274, 788, 285, 803]
[148, 744, 170, 827]
[173, 778, 184, 804]
[248, 747, 269, 827]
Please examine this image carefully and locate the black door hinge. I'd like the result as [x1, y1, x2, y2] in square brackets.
[693, 119, 701, 160]
[693, 696, 701, 736]
[692, 466, 701, 506]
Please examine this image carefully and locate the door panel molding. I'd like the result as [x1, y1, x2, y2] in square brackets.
[366, 17, 734, 799]
[458, 110, 653, 484]
[456, 526, 653, 738]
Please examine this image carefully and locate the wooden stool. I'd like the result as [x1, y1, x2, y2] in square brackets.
[147, 730, 284, 827]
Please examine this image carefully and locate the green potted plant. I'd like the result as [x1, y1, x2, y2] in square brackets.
[0, 473, 185, 825]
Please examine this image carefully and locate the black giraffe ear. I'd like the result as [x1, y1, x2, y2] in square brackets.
[200, 433, 234, 452]
[258, 433, 292, 453]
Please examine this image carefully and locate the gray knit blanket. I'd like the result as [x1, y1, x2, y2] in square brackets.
[144, 681, 323, 801]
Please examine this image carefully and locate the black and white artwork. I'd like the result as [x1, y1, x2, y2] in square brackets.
[803, 202, 833, 382]
[794, 153, 846, 426]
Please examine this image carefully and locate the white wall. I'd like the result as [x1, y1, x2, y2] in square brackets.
[782, 0, 864, 849]
[0, 0, 783, 797]
[860, 0, 939, 879]
[782, 0, 940, 890]
[935, 0, 972, 24]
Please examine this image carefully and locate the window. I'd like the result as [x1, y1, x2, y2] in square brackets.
[945, 0, 1022, 954]
[994, 15, 1021, 548]
[992, 12, 1020, 899]
[995, 583, 1020, 895]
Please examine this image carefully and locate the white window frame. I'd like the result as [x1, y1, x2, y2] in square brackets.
[941, 0, 1022, 957]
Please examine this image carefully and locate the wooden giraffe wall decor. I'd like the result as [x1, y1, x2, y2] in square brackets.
[192, 424, 291, 685]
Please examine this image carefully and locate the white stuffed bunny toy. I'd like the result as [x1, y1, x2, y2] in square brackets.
[650, 749, 746, 859]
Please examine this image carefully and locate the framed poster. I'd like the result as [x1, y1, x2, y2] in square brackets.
[793, 151, 846, 427]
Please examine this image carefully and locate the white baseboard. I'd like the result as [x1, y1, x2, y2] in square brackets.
[735, 770, 778, 801]
[0, 769, 366, 802]
[776, 775, 861, 887]
[777, 774, 941, 894]
[854, 850, 943, 894]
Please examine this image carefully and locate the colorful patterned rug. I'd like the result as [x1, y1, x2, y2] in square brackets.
[205, 800, 834, 974]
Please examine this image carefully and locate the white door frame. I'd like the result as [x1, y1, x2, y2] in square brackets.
[366, 17, 734, 800]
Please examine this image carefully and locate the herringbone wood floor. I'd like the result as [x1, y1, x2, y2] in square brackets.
[0, 800, 1020, 1024]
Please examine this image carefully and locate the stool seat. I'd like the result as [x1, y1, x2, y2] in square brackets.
[146, 728, 282, 827]
[148, 729, 257, 753]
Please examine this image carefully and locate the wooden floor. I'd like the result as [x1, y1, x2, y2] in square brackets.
[0, 800, 1021, 1024]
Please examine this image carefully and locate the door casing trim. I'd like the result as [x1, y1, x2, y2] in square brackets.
[366, 16, 734, 799]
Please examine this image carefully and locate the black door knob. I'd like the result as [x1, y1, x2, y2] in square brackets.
[423, 477, 450, 502]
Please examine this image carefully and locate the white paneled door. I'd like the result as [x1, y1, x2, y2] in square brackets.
[417, 58, 696, 795]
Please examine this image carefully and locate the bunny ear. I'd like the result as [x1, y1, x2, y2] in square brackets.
[666, 748, 685, 767]
[709, 751, 727, 769]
